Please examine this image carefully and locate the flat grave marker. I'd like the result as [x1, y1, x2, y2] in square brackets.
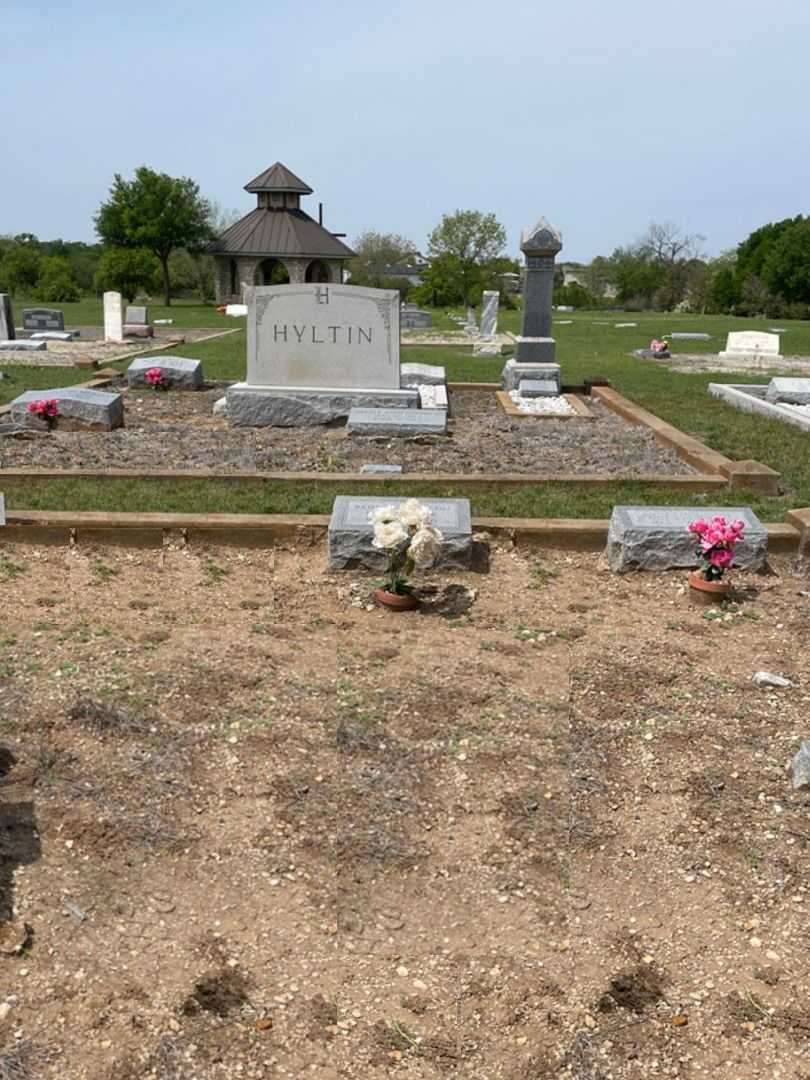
[607, 505, 767, 572]
[347, 407, 447, 437]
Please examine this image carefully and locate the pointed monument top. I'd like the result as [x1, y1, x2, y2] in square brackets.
[520, 218, 562, 256]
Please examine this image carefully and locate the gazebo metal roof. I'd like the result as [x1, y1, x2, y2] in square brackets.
[210, 208, 355, 258]
[244, 162, 314, 194]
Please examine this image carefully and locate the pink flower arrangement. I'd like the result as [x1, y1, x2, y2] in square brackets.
[650, 338, 669, 354]
[687, 515, 746, 581]
[145, 366, 169, 390]
[26, 398, 59, 429]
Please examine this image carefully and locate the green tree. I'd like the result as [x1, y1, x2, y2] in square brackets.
[348, 230, 420, 289]
[93, 247, 160, 302]
[35, 256, 81, 302]
[412, 254, 465, 308]
[95, 166, 212, 305]
[427, 210, 506, 305]
[1, 243, 42, 295]
[761, 219, 810, 303]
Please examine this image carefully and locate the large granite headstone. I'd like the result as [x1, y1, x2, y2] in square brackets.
[227, 283, 416, 426]
[103, 292, 124, 343]
[0, 294, 14, 340]
[719, 331, 780, 363]
[765, 377, 810, 405]
[347, 407, 447, 436]
[127, 356, 203, 390]
[9, 387, 124, 431]
[22, 308, 64, 332]
[328, 495, 472, 570]
[607, 506, 767, 573]
[516, 218, 561, 364]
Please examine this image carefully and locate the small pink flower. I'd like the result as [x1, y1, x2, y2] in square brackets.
[710, 549, 733, 568]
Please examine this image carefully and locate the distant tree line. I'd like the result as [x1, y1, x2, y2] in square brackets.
[553, 217, 810, 318]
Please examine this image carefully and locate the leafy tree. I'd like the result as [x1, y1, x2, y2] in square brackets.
[95, 167, 212, 305]
[761, 218, 810, 303]
[553, 282, 592, 308]
[1, 243, 42, 295]
[35, 256, 81, 302]
[93, 247, 160, 302]
[427, 210, 506, 305]
[349, 230, 420, 289]
[412, 254, 464, 308]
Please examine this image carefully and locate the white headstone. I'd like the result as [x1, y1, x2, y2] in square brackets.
[103, 291, 124, 343]
[720, 331, 780, 359]
[246, 284, 400, 390]
[480, 290, 499, 339]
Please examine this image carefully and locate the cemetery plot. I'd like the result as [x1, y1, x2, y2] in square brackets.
[0, 327, 234, 367]
[0, 384, 695, 476]
[1, 539, 808, 1079]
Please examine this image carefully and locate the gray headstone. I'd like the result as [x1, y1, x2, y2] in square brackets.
[501, 359, 561, 392]
[30, 330, 77, 341]
[127, 355, 204, 390]
[0, 339, 46, 352]
[10, 387, 124, 431]
[765, 378, 810, 405]
[514, 336, 556, 363]
[670, 332, 711, 341]
[0, 294, 14, 341]
[400, 362, 446, 388]
[359, 464, 403, 475]
[400, 308, 433, 329]
[125, 305, 148, 325]
[328, 495, 472, 570]
[519, 379, 560, 398]
[607, 506, 767, 573]
[226, 384, 418, 427]
[22, 307, 64, 332]
[347, 407, 447, 437]
[791, 740, 810, 790]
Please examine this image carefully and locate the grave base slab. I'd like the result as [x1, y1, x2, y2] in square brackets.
[226, 383, 419, 427]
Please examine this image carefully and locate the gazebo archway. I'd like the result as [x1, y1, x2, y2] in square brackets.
[305, 259, 330, 283]
[257, 258, 290, 286]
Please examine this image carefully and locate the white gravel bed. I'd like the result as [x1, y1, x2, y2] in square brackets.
[508, 390, 575, 415]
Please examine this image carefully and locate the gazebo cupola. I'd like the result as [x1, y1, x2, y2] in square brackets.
[210, 161, 355, 302]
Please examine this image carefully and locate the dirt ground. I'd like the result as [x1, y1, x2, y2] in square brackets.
[0, 537, 809, 1078]
[0, 329, 232, 369]
[0, 386, 693, 476]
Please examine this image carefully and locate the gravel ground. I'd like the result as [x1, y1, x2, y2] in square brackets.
[1, 539, 809, 1079]
[0, 328, 236, 368]
[0, 385, 695, 476]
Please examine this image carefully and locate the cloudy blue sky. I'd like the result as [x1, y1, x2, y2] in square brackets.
[2, 0, 808, 262]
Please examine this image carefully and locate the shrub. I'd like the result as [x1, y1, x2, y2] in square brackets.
[34, 256, 81, 302]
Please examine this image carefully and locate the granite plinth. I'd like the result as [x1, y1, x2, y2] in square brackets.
[0, 339, 46, 352]
[10, 387, 124, 431]
[226, 384, 418, 427]
[515, 336, 556, 363]
[328, 495, 472, 570]
[347, 407, 447, 437]
[400, 363, 446, 387]
[127, 356, 203, 390]
[30, 331, 77, 341]
[519, 379, 560, 398]
[501, 359, 561, 392]
[765, 378, 810, 405]
[123, 324, 154, 339]
[607, 505, 767, 573]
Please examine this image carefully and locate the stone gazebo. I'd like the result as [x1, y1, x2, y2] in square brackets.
[210, 162, 355, 303]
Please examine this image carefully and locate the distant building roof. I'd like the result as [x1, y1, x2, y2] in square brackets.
[211, 208, 354, 258]
[244, 162, 314, 194]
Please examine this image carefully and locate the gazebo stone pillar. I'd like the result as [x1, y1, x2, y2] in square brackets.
[516, 218, 562, 364]
[283, 257, 309, 284]
[213, 257, 231, 304]
[237, 257, 263, 300]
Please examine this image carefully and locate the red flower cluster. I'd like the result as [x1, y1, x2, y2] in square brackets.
[26, 398, 59, 421]
[687, 516, 745, 580]
[145, 367, 169, 389]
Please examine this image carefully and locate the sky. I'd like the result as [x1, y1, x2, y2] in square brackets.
[2, 0, 809, 263]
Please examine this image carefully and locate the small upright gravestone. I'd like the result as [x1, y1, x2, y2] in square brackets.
[0, 294, 14, 340]
[9, 387, 124, 431]
[103, 291, 124, 344]
[606, 506, 767, 573]
[124, 305, 153, 339]
[474, 290, 501, 356]
[328, 495, 472, 570]
[719, 331, 780, 363]
[127, 356, 203, 390]
[22, 308, 64, 333]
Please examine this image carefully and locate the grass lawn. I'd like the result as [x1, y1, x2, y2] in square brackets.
[3, 307, 810, 520]
[9, 295, 230, 329]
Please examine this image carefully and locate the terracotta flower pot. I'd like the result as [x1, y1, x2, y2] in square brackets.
[373, 588, 419, 611]
[688, 569, 731, 602]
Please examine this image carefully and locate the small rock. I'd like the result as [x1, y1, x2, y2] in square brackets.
[753, 671, 793, 689]
[0, 1002, 11, 1021]
[790, 740, 810, 790]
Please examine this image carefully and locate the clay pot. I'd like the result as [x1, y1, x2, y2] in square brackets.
[373, 588, 419, 611]
[688, 569, 731, 604]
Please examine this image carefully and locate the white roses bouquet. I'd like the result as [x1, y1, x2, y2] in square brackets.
[370, 499, 444, 596]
